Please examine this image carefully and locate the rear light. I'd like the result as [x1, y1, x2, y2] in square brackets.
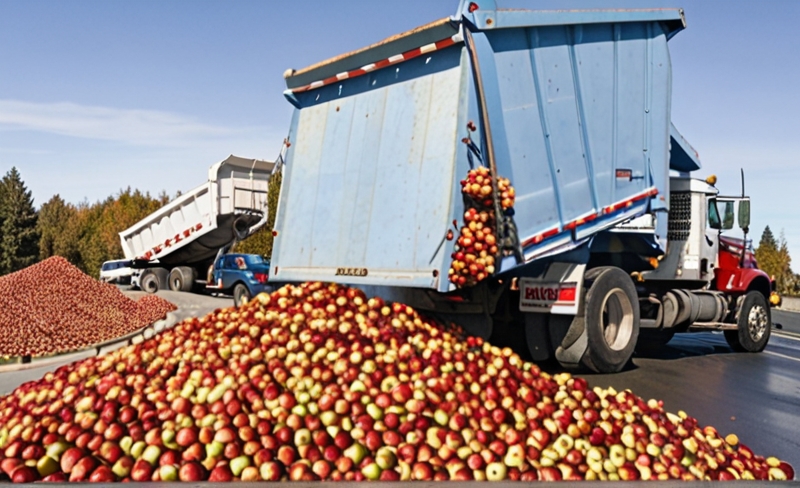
[558, 283, 577, 303]
[468, 2, 479, 12]
[254, 272, 268, 284]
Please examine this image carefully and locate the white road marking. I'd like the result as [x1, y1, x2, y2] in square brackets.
[764, 350, 800, 363]
[772, 330, 800, 342]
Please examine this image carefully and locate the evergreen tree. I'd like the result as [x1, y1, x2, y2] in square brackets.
[777, 230, 793, 294]
[37, 194, 76, 260]
[755, 226, 779, 279]
[755, 225, 794, 294]
[0, 167, 39, 274]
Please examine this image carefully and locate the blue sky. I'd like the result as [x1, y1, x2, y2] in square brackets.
[1, 0, 799, 259]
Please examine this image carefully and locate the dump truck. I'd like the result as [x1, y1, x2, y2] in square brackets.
[269, 0, 772, 373]
[120, 155, 275, 293]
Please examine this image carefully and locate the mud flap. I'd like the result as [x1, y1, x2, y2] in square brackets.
[524, 313, 552, 362]
[554, 315, 589, 368]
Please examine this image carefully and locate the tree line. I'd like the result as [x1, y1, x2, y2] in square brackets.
[754, 226, 796, 295]
[0, 167, 281, 279]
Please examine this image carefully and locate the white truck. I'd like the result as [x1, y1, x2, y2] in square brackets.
[120, 155, 275, 293]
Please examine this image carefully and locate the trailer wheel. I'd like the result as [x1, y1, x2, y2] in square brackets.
[233, 283, 251, 306]
[581, 267, 640, 373]
[168, 267, 195, 292]
[140, 272, 160, 294]
[725, 291, 771, 352]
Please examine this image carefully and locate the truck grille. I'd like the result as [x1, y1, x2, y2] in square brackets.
[668, 192, 691, 241]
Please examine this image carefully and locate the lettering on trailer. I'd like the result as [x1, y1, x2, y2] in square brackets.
[335, 268, 369, 277]
[524, 286, 559, 303]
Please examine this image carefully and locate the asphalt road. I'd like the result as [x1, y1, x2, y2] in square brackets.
[0, 293, 798, 477]
[773, 308, 800, 337]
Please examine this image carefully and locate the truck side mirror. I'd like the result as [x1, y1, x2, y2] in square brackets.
[738, 200, 751, 230]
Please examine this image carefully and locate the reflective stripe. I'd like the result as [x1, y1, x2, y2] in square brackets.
[290, 34, 462, 94]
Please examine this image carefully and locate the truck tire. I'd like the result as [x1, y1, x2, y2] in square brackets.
[725, 291, 771, 352]
[140, 271, 160, 294]
[168, 267, 195, 292]
[233, 283, 251, 306]
[581, 267, 640, 373]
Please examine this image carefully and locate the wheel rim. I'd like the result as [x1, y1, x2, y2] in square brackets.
[747, 304, 768, 341]
[600, 288, 634, 351]
[172, 278, 180, 290]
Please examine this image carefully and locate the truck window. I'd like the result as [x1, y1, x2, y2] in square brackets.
[708, 199, 721, 230]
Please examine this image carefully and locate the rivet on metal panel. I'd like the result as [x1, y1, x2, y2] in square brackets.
[275, 266, 279, 275]
[467, 121, 476, 132]
[486, 18, 493, 25]
[272, 230, 279, 237]
[433, 270, 439, 278]
[336, 106, 340, 112]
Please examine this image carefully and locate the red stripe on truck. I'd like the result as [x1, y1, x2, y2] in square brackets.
[290, 35, 461, 94]
[521, 187, 659, 249]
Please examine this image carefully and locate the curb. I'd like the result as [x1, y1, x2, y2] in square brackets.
[0, 312, 179, 374]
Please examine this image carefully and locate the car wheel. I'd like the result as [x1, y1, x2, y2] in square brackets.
[233, 283, 250, 306]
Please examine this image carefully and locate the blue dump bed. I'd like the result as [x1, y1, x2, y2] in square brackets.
[271, 0, 698, 293]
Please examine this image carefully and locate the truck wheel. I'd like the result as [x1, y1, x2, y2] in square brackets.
[233, 283, 251, 306]
[168, 267, 195, 292]
[581, 267, 640, 373]
[140, 272, 160, 294]
[725, 291, 771, 352]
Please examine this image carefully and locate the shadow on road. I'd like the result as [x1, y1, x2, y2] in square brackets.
[489, 321, 742, 375]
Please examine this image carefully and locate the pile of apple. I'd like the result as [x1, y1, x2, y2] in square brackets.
[0, 256, 176, 358]
[449, 167, 515, 288]
[0, 282, 793, 482]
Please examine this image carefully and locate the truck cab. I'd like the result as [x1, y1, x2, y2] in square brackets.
[207, 253, 272, 305]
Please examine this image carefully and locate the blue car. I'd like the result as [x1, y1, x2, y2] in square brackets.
[207, 253, 272, 305]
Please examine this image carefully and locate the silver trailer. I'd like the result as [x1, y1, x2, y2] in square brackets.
[120, 155, 275, 293]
